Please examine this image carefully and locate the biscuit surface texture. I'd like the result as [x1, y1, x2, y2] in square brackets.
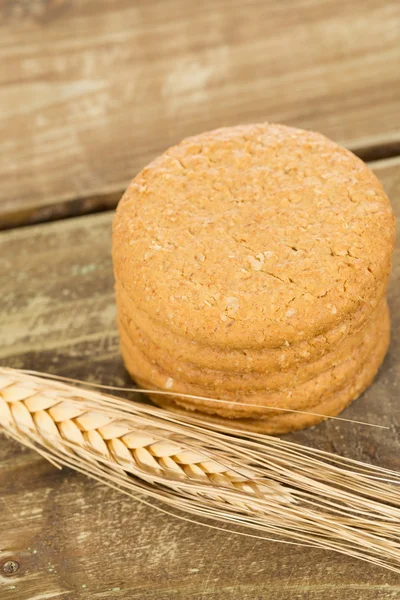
[113, 123, 395, 349]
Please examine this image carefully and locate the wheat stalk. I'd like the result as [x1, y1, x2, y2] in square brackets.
[0, 368, 399, 573]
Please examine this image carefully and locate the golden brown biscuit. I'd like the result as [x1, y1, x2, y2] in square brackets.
[118, 299, 387, 393]
[138, 317, 390, 434]
[115, 278, 389, 374]
[113, 122, 395, 433]
[113, 123, 395, 350]
[118, 301, 389, 419]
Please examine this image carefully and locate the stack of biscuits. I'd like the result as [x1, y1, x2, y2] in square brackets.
[112, 123, 395, 434]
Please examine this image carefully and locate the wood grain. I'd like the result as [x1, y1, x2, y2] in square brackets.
[1, 0, 400, 227]
[0, 158, 400, 598]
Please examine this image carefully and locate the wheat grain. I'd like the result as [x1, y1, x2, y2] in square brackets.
[0, 367, 399, 572]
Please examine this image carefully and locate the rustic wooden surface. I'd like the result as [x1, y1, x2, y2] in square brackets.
[0, 157, 399, 599]
[2, 0, 400, 227]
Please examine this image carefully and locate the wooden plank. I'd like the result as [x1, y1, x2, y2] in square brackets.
[0, 157, 399, 598]
[1, 0, 400, 227]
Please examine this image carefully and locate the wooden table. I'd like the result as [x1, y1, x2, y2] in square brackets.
[1, 1, 400, 598]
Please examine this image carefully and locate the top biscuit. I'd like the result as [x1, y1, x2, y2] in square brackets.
[113, 123, 395, 349]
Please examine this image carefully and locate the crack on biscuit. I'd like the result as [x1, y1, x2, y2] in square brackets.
[263, 271, 286, 285]
[287, 277, 306, 292]
[174, 158, 187, 170]
[229, 233, 255, 254]
[287, 294, 304, 307]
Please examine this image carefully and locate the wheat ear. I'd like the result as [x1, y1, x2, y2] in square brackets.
[0, 367, 399, 573]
